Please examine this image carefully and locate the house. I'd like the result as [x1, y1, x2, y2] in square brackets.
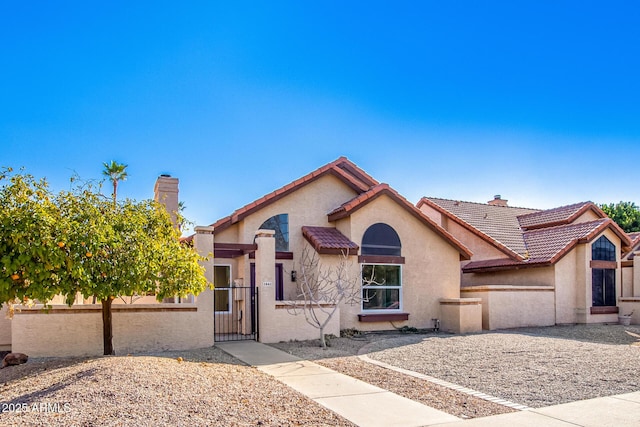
[195, 157, 482, 341]
[6, 158, 637, 358]
[622, 232, 640, 309]
[418, 196, 636, 329]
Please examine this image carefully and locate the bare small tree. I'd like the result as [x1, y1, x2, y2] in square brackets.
[287, 246, 360, 349]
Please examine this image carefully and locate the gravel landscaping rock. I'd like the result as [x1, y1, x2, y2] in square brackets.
[273, 324, 640, 412]
[3, 324, 640, 426]
[0, 347, 355, 427]
[363, 324, 640, 408]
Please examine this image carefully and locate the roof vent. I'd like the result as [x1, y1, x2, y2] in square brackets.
[160, 174, 171, 177]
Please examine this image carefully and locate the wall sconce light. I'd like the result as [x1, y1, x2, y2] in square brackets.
[291, 270, 297, 282]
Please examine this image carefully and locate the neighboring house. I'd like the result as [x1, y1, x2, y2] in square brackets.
[193, 157, 481, 340]
[622, 232, 640, 300]
[418, 196, 635, 329]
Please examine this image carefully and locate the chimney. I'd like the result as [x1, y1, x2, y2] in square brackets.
[154, 174, 179, 227]
[487, 195, 508, 207]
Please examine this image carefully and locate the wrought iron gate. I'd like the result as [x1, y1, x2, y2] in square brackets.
[214, 286, 258, 342]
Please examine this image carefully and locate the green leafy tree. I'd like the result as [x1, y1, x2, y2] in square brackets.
[0, 168, 68, 305]
[0, 168, 209, 355]
[102, 160, 128, 203]
[600, 201, 640, 233]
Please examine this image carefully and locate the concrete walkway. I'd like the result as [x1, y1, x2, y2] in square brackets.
[218, 341, 640, 427]
[217, 341, 459, 427]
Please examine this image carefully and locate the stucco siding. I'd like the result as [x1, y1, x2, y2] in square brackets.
[11, 291, 214, 358]
[0, 305, 11, 349]
[635, 256, 640, 297]
[223, 174, 359, 301]
[622, 265, 634, 298]
[259, 304, 340, 343]
[574, 210, 602, 223]
[341, 194, 463, 331]
[464, 266, 554, 288]
[462, 286, 555, 330]
[447, 220, 508, 261]
[555, 250, 579, 324]
[419, 204, 507, 263]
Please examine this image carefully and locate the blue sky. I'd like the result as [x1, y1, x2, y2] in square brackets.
[2, 1, 639, 234]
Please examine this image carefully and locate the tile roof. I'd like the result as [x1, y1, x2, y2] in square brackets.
[190, 158, 473, 261]
[422, 197, 539, 257]
[301, 226, 359, 255]
[523, 219, 611, 263]
[624, 232, 640, 259]
[517, 201, 606, 230]
[328, 183, 393, 219]
[209, 157, 378, 234]
[423, 197, 632, 272]
[464, 219, 630, 272]
[330, 186, 473, 260]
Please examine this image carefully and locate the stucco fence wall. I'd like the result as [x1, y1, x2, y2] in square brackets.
[618, 297, 640, 325]
[11, 299, 214, 358]
[0, 305, 11, 350]
[461, 285, 556, 330]
[258, 302, 340, 343]
[439, 298, 482, 333]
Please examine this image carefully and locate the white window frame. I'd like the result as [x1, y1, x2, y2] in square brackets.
[214, 264, 232, 314]
[361, 263, 403, 313]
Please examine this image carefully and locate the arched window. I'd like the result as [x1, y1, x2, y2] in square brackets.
[361, 223, 402, 311]
[591, 235, 616, 307]
[361, 223, 401, 256]
[592, 236, 616, 261]
[258, 214, 289, 252]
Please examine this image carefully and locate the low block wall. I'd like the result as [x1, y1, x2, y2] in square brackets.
[461, 285, 555, 330]
[0, 305, 11, 350]
[618, 298, 640, 325]
[439, 298, 482, 333]
[258, 302, 340, 344]
[11, 302, 214, 357]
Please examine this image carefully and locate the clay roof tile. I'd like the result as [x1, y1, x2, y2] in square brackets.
[301, 226, 359, 255]
[517, 202, 605, 230]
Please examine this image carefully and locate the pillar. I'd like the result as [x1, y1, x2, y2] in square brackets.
[634, 254, 640, 297]
[194, 226, 215, 346]
[194, 226, 215, 284]
[254, 229, 276, 342]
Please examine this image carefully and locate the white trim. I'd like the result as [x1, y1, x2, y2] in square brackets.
[361, 263, 403, 313]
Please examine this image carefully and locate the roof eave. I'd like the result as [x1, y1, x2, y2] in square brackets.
[210, 158, 373, 234]
[463, 260, 553, 273]
[519, 202, 607, 231]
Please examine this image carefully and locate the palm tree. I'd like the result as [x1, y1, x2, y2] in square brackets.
[102, 161, 128, 203]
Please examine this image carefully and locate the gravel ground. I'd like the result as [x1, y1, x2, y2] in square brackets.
[360, 324, 640, 408]
[0, 347, 355, 427]
[272, 324, 640, 411]
[3, 325, 640, 426]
